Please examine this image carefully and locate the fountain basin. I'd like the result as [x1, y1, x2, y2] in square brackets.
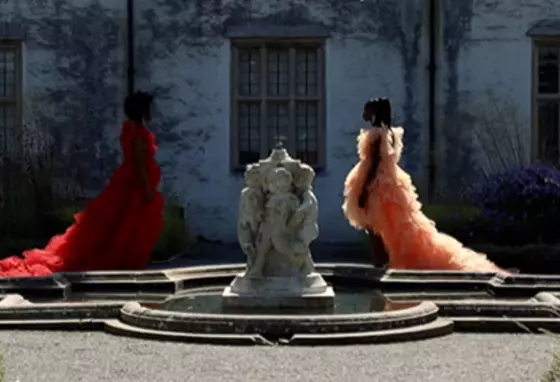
[106, 295, 451, 345]
[103, 284, 452, 344]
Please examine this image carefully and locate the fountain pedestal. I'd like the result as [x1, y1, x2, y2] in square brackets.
[222, 145, 335, 310]
[222, 272, 334, 310]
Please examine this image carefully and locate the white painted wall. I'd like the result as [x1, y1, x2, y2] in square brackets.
[437, 2, 560, 180]
[5, 0, 558, 243]
[145, 36, 420, 243]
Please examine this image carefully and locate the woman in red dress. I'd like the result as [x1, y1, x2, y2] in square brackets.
[0, 91, 165, 277]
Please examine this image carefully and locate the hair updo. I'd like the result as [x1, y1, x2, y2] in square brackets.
[124, 91, 154, 123]
[364, 97, 392, 128]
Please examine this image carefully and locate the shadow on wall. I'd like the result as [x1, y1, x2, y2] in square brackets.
[436, 89, 530, 202]
[136, 0, 430, 187]
[23, 0, 122, 190]
[0, 0, 121, 240]
[470, 89, 530, 179]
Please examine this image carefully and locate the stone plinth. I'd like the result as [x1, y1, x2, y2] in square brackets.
[222, 272, 335, 310]
[222, 144, 335, 312]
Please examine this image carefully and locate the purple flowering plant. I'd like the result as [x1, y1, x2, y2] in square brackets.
[470, 164, 560, 244]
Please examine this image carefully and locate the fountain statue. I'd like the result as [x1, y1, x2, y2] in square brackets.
[222, 144, 335, 310]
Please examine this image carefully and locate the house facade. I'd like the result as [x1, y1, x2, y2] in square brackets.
[0, 0, 558, 243]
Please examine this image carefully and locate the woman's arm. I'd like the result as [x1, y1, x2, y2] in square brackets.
[358, 137, 381, 208]
[133, 134, 153, 201]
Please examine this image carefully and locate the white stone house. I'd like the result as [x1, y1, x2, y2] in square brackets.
[0, 0, 559, 243]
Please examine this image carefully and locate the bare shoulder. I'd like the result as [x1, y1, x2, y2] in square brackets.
[392, 126, 404, 139]
[359, 127, 381, 140]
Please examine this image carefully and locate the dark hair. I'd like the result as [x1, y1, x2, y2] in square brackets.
[364, 97, 392, 128]
[358, 97, 393, 211]
[124, 91, 153, 122]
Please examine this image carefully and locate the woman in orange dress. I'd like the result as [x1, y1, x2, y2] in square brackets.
[343, 97, 504, 272]
[0, 91, 165, 277]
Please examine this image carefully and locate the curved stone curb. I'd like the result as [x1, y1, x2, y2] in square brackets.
[104, 320, 270, 346]
[288, 318, 454, 345]
[104, 316, 453, 346]
[119, 301, 439, 336]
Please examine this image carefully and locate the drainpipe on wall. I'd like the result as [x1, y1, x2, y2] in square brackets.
[126, 0, 135, 95]
[427, 0, 438, 201]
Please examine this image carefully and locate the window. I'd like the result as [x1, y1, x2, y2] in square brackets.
[0, 40, 22, 154]
[230, 40, 325, 169]
[534, 42, 560, 163]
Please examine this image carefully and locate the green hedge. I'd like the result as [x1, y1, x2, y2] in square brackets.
[470, 243, 560, 273]
[360, 204, 560, 273]
[0, 202, 194, 261]
[53, 202, 193, 256]
[423, 204, 481, 222]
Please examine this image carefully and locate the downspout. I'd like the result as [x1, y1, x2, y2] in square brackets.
[427, 0, 438, 201]
[126, 0, 135, 95]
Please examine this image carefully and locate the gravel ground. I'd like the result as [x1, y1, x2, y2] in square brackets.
[0, 331, 557, 382]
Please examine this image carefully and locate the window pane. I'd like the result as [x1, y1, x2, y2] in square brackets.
[238, 48, 260, 96]
[296, 48, 318, 96]
[267, 48, 289, 96]
[296, 102, 318, 165]
[538, 47, 559, 94]
[0, 103, 18, 157]
[266, 102, 289, 150]
[538, 101, 559, 164]
[0, 103, 17, 130]
[238, 102, 261, 165]
[0, 50, 16, 98]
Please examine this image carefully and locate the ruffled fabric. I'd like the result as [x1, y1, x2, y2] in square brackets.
[343, 127, 502, 272]
[0, 121, 164, 277]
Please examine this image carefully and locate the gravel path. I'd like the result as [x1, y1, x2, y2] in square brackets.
[0, 331, 557, 382]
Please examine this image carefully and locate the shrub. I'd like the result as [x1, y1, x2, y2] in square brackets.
[0, 127, 84, 240]
[424, 204, 480, 222]
[423, 204, 484, 245]
[471, 164, 560, 245]
[359, 204, 482, 254]
[155, 203, 193, 256]
[46, 196, 194, 257]
[153, 185, 195, 261]
[470, 89, 529, 178]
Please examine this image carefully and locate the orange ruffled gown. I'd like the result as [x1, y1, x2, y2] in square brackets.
[0, 120, 164, 277]
[343, 127, 501, 272]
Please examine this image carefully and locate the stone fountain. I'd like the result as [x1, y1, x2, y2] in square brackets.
[93, 145, 454, 345]
[222, 144, 335, 310]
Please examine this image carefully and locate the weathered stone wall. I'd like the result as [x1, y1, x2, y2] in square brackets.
[1, 0, 126, 191]
[3, 0, 553, 243]
[136, 0, 429, 242]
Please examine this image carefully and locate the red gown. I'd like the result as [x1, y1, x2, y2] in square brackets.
[0, 120, 164, 277]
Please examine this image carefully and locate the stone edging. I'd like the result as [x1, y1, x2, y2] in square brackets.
[0, 263, 557, 345]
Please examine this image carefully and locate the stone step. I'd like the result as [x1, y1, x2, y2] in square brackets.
[288, 317, 454, 345]
[0, 318, 106, 330]
[103, 316, 453, 346]
[104, 319, 265, 345]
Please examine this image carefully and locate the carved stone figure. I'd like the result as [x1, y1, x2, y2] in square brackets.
[247, 167, 299, 278]
[237, 164, 264, 274]
[290, 163, 318, 274]
[222, 145, 334, 310]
